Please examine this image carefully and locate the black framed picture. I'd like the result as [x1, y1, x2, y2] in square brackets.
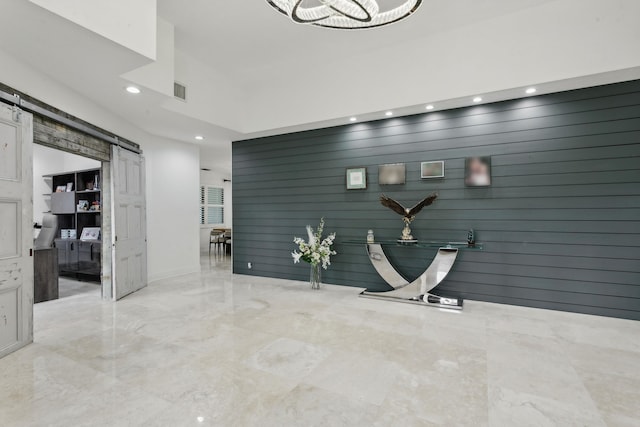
[346, 167, 367, 190]
[421, 161, 445, 179]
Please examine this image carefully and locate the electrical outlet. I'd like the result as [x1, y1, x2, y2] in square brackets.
[247, 262, 252, 269]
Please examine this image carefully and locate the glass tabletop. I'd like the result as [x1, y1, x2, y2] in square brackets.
[342, 240, 483, 250]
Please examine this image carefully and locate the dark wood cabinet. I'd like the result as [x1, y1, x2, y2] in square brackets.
[34, 248, 59, 303]
[54, 238, 79, 269]
[54, 238, 101, 281]
[78, 241, 101, 277]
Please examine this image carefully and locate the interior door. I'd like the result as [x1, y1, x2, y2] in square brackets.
[0, 104, 33, 358]
[111, 146, 147, 300]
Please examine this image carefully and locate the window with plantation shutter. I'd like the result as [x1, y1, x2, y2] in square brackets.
[200, 186, 224, 225]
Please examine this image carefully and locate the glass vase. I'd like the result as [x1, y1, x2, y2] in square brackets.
[310, 263, 321, 290]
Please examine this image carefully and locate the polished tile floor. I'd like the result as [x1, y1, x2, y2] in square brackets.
[56, 277, 101, 300]
[2, 255, 639, 426]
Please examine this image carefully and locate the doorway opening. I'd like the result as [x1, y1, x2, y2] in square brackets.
[1, 88, 148, 360]
[33, 144, 103, 303]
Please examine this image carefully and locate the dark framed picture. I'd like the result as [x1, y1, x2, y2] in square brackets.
[421, 161, 445, 179]
[346, 167, 367, 190]
[465, 156, 491, 186]
[379, 163, 406, 185]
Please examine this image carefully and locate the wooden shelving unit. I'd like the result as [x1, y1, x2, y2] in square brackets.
[43, 167, 102, 282]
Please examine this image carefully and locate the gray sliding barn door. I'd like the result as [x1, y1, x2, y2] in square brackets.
[0, 104, 33, 358]
[111, 146, 147, 300]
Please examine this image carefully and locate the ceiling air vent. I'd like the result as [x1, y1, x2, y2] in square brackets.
[174, 82, 187, 101]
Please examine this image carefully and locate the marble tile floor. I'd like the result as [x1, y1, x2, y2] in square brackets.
[2, 255, 639, 426]
[56, 277, 101, 300]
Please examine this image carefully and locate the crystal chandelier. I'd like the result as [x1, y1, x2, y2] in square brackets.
[266, 0, 423, 29]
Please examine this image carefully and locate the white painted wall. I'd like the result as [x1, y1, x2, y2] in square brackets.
[144, 137, 200, 281]
[33, 146, 64, 228]
[32, 144, 100, 226]
[62, 151, 102, 172]
[121, 17, 175, 97]
[29, 0, 157, 60]
[199, 168, 232, 252]
[2, 48, 201, 282]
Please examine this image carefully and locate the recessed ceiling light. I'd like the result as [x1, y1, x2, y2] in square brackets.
[426, 105, 434, 110]
[473, 96, 482, 103]
[195, 135, 204, 140]
[385, 111, 393, 116]
[525, 87, 537, 94]
[349, 117, 357, 122]
[126, 86, 141, 94]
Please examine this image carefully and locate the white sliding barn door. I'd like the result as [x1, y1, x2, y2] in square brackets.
[0, 104, 33, 358]
[111, 146, 147, 300]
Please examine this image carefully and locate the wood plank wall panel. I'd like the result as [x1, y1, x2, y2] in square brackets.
[34, 117, 111, 161]
[232, 80, 640, 320]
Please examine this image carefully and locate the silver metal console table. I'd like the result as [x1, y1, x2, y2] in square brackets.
[346, 241, 483, 310]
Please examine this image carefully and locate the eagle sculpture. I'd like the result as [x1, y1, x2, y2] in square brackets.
[380, 192, 438, 241]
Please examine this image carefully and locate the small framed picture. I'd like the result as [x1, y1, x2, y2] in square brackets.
[465, 156, 492, 186]
[55, 185, 66, 193]
[80, 227, 101, 241]
[77, 200, 90, 211]
[66, 182, 74, 192]
[421, 161, 445, 179]
[346, 167, 367, 190]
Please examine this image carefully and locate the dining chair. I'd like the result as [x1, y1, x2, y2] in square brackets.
[224, 230, 232, 255]
[209, 229, 226, 255]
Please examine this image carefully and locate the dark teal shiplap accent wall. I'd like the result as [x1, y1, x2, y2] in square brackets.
[232, 80, 640, 320]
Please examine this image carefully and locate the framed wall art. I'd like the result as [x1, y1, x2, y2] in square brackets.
[465, 156, 491, 186]
[421, 161, 445, 179]
[80, 227, 101, 241]
[378, 163, 406, 185]
[346, 167, 367, 190]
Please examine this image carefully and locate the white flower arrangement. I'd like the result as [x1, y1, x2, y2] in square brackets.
[292, 218, 337, 269]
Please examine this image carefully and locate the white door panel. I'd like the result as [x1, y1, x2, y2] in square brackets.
[112, 146, 147, 300]
[0, 200, 20, 258]
[0, 286, 19, 347]
[0, 117, 19, 181]
[0, 104, 33, 358]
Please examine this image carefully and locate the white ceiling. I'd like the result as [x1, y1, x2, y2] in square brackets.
[0, 0, 639, 173]
[159, 0, 554, 85]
